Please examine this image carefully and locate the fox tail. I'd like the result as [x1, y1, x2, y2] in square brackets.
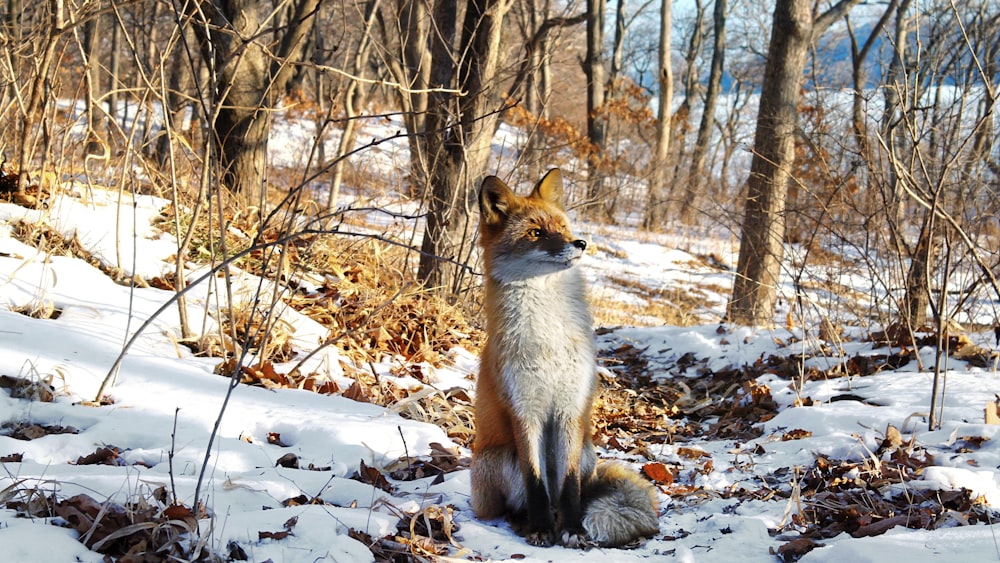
[582, 462, 661, 547]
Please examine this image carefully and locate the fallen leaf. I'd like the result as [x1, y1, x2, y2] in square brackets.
[642, 462, 674, 484]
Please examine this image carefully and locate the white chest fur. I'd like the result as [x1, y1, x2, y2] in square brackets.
[487, 268, 596, 418]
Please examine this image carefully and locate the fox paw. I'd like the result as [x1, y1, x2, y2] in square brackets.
[560, 529, 594, 549]
[524, 529, 555, 547]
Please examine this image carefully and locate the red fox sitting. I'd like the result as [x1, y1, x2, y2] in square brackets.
[470, 169, 660, 547]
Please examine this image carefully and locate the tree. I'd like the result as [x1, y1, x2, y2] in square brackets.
[846, 0, 898, 167]
[583, 0, 608, 217]
[727, 0, 861, 327]
[666, 0, 706, 221]
[328, 0, 381, 209]
[681, 0, 726, 226]
[505, 0, 584, 178]
[414, 0, 514, 292]
[193, 0, 320, 209]
[642, 0, 673, 229]
[381, 0, 432, 192]
[10, 0, 69, 198]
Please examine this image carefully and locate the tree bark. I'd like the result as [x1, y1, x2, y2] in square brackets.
[643, 0, 673, 230]
[196, 0, 320, 209]
[583, 0, 607, 217]
[727, 0, 861, 327]
[416, 0, 512, 292]
[667, 0, 705, 224]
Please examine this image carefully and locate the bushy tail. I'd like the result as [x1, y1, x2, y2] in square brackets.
[582, 462, 660, 547]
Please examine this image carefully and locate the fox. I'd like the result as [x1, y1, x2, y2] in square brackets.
[470, 169, 660, 548]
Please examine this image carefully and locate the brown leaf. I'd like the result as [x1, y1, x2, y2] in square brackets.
[148, 276, 175, 291]
[781, 429, 813, 441]
[0, 375, 54, 402]
[163, 503, 193, 521]
[354, 460, 394, 493]
[676, 446, 710, 459]
[879, 424, 903, 452]
[851, 514, 911, 538]
[74, 446, 124, 466]
[642, 462, 674, 485]
[772, 538, 822, 562]
[343, 381, 370, 403]
[258, 529, 292, 541]
[275, 453, 300, 469]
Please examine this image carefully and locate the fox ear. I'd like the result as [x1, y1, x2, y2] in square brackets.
[530, 168, 564, 209]
[479, 176, 515, 225]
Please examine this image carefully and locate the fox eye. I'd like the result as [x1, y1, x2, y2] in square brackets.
[528, 228, 545, 238]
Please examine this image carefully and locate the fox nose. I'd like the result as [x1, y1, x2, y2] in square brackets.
[572, 239, 587, 251]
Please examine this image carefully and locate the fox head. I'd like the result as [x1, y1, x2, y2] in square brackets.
[478, 169, 588, 282]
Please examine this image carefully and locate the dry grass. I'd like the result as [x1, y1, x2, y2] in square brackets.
[9, 220, 136, 286]
[290, 233, 484, 366]
[590, 274, 711, 327]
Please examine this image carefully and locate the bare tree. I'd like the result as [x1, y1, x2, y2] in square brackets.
[846, 0, 898, 168]
[667, 0, 706, 205]
[380, 0, 432, 191]
[727, 0, 861, 327]
[9, 0, 70, 198]
[881, 0, 915, 233]
[328, 0, 382, 209]
[192, 0, 320, 209]
[583, 0, 607, 217]
[505, 0, 584, 178]
[642, 0, 672, 229]
[415, 0, 514, 292]
[681, 0, 726, 226]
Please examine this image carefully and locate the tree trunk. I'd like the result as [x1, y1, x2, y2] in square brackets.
[416, 0, 512, 292]
[583, 0, 607, 218]
[848, 0, 897, 170]
[108, 8, 121, 124]
[397, 0, 433, 192]
[81, 12, 104, 157]
[668, 0, 705, 224]
[196, 1, 270, 208]
[196, 0, 320, 209]
[682, 0, 726, 226]
[727, 0, 861, 327]
[329, 0, 381, 209]
[881, 0, 914, 232]
[643, 0, 673, 230]
[904, 213, 936, 328]
[15, 0, 66, 195]
[154, 21, 196, 168]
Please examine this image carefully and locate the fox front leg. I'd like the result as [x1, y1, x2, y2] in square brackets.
[520, 461, 556, 546]
[552, 417, 589, 547]
[557, 469, 589, 547]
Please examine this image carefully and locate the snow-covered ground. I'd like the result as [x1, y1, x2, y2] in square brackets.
[2, 112, 1000, 562]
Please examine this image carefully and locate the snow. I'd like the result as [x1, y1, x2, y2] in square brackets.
[3, 121, 1000, 561]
